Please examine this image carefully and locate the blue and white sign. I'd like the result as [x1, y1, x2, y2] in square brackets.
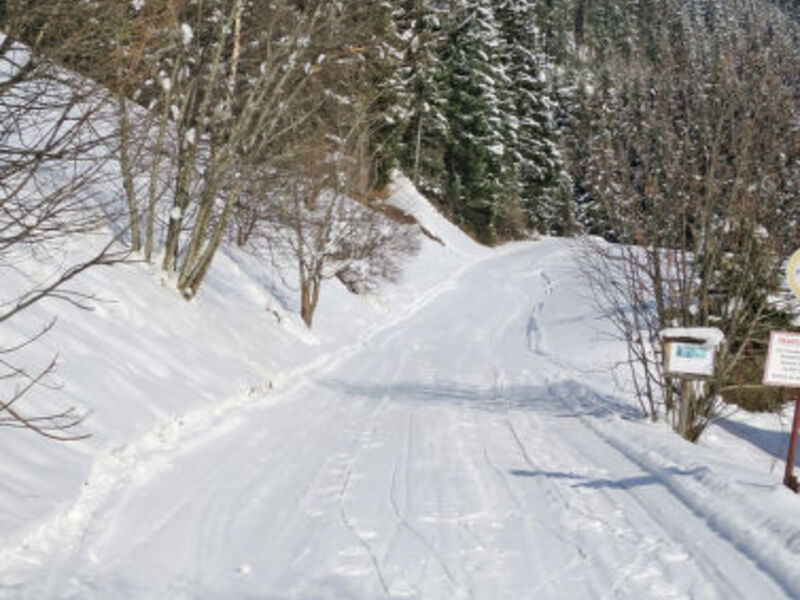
[665, 341, 715, 378]
[660, 327, 724, 379]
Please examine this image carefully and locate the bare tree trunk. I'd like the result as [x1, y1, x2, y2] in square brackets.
[179, 183, 240, 297]
[179, 167, 220, 281]
[145, 63, 178, 264]
[413, 113, 423, 187]
[117, 94, 141, 252]
[162, 142, 195, 273]
[300, 269, 322, 328]
[176, 0, 243, 295]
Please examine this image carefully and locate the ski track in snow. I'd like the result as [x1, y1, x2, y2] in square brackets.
[3, 239, 800, 598]
[0, 240, 502, 592]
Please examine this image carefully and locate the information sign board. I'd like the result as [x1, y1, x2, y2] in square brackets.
[663, 339, 716, 378]
[764, 331, 800, 388]
[660, 328, 723, 380]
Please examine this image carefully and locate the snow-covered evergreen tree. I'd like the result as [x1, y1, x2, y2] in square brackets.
[442, 0, 510, 243]
[493, 0, 567, 234]
[397, 0, 452, 202]
[354, 1, 412, 191]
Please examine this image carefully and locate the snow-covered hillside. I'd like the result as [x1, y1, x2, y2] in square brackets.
[2, 178, 800, 599]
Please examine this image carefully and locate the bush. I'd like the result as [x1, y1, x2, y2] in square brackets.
[721, 354, 795, 413]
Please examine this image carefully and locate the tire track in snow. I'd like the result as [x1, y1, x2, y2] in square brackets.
[0, 242, 517, 582]
[387, 413, 465, 596]
[510, 412, 679, 593]
[515, 253, 792, 597]
[578, 409, 800, 597]
[541, 382, 796, 599]
[503, 378, 783, 600]
[478, 426, 586, 596]
[319, 242, 569, 597]
[327, 391, 402, 599]
[338, 462, 392, 599]
[21, 388, 378, 598]
[504, 419, 608, 547]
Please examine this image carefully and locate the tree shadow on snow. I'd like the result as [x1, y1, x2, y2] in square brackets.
[318, 377, 644, 421]
[509, 469, 585, 480]
[715, 417, 796, 465]
[318, 378, 718, 493]
[509, 466, 706, 490]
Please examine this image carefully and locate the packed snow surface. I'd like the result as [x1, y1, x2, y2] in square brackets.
[2, 178, 800, 599]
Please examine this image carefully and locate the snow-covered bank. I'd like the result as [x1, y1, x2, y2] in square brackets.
[0, 176, 483, 550]
[2, 179, 800, 598]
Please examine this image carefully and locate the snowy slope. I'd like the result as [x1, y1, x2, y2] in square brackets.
[2, 180, 800, 598]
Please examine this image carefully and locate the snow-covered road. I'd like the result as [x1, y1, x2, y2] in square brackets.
[4, 240, 798, 599]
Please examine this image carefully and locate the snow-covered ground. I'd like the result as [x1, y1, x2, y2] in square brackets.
[2, 177, 800, 599]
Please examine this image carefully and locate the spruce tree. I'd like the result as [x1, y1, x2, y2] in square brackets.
[442, 0, 509, 243]
[397, 0, 452, 202]
[494, 0, 566, 234]
[361, 1, 412, 191]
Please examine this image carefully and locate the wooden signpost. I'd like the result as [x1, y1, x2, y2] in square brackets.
[764, 249, 800, 492]
[660, 327, 724, 440]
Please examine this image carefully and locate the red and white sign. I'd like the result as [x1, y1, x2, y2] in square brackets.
[764, 331, 800, 387]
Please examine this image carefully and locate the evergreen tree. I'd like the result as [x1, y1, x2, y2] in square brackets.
[397, 0, 452, 202]
[494, 0, 566, 234]
[533, 0, 573, 64]
[355, 1, 411, 191]
[442, 0, 510, 243]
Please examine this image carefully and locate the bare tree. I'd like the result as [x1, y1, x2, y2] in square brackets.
[148, 0, 338, 298]
[230, 6, 422, 328]
[257, 130, 419, 328]
[0, 3, 129, 440]
[109, 0, 182, 257]
[577, 8, 800, 440]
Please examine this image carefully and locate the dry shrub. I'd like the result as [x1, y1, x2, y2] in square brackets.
[721, 354, 794, 413]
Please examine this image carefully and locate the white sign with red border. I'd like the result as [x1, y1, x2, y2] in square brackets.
[764, 331, 800, 388]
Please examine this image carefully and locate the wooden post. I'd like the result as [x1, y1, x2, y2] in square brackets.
[784, 392, 800, 492]
[679, 379, 692, 440]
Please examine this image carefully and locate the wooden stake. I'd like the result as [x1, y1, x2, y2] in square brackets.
[783, 393, 800, 492]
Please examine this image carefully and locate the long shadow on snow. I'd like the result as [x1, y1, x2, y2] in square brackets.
[319, 377, 643, 421]
[320, 378, 703, 491]
[510, 466, 707, 491]
[716, 417, 796, 465]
